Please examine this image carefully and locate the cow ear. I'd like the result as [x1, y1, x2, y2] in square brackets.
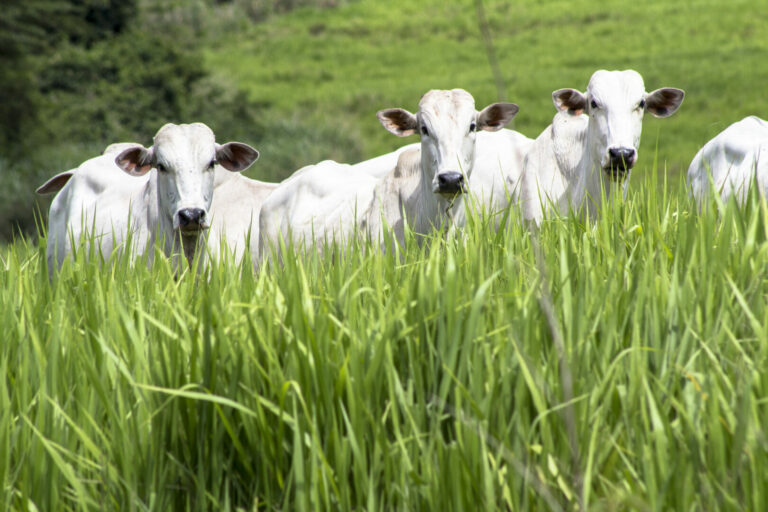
[217, 142, 259, 172]
[553, 89, 587, 115]
[645, 88, 685, 118]
[377, 108, 418, 137]
[116, 146, 154, 176]
[477, 103, 519, 131]
[36, 170, 74, 195]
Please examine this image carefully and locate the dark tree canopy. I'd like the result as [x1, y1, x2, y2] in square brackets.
[0, 0, 262, 240]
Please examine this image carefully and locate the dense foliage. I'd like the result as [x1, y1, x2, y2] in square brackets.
[0, 0, 357, 241]
[0, 0, 135, 147]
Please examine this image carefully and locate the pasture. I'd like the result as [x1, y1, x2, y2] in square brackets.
[203, 0, 768, 181]
[3, 0, 768, 510]
[4, 175, 768, 510]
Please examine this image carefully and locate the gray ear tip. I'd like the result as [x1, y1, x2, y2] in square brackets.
[496, 102, 518, 110]
[663, 88, 685, 98]
[377, 108, 405, 122]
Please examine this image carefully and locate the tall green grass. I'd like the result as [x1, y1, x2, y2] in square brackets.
[2, 174, 768, 510]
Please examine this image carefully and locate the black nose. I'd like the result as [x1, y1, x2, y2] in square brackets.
[437, 172, 464, 194]
[608, 147, 636, 167]
[177, 208, 205, 228]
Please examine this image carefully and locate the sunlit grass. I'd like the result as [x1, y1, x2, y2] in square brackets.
[2, 171, 768, 510]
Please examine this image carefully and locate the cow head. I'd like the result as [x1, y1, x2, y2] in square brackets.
[377, 89, 518, 197]
[553, 70, 684, 182]
[115, 123, 259, 236]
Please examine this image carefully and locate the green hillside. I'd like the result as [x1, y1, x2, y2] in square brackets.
[205, 0, 768, 180]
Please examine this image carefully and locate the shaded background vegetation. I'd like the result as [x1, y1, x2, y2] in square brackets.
[2, 0, 768, 242]
[0, 0, 357, 242]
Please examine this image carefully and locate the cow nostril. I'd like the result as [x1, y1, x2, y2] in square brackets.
[178, 208, 205, 227]
[438, 172, 463, 186]
[610, 147, 635, 157]
[609, 147, 636, 164]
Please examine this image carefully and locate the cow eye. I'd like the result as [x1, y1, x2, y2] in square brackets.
[590, 99, 598, 110]
[638, 99, 646, 109]
[469, 122, 476, 133]
[156, 163, 167, 172]
[208, 160, 216, 170]
[421, 125, 429, 137]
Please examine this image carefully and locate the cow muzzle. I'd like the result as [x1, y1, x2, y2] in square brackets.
[435, 171, 465, 197]
[175, 207, 208, 234]
[604, 147, 636, 181]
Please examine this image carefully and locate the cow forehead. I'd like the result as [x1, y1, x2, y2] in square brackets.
[587, 70, 646, 105]
[154, 123, 217, 166]
[418, 89, 476, 122]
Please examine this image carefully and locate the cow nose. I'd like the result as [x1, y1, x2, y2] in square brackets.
[608, 147, 636, 167]
[177, 208, 206, 228]
[437, 171, 464, 195]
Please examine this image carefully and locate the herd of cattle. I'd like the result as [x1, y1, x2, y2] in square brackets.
[35, 69, 768, 274]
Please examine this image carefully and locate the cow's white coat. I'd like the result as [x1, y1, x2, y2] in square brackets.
[687, 116, 768, 206]
[206, 170, 278, 267]
[352, 143, 419, 179]
[451, 128, 535, 227]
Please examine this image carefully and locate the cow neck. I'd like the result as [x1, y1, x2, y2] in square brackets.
[412, 150, 448, 234]
[551, 111, 595, 211]
[213, 166, 237, 188]
[583, 117, 629, 214]
[142, 171, 163, 255]
[145, 169, 200, 265]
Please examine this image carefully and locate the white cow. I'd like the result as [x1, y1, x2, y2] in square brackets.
[258, 89, 519, 257]
[39, 123, 259, 274]
[687, 116, 768, 206]
[352, 143, 419, 179]
[269, 142, 418, 191]
[206, 171, 278, 267]
[521, 70, 685, 223]
[451, 128, 535, 227]
[39, 147, 273, 270]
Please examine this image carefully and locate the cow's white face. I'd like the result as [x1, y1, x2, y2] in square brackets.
[377, 89, 518, 197]
[116, 123, 259, 236]
[553, 70, 685, 181]
[153, 124, 217, 233]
